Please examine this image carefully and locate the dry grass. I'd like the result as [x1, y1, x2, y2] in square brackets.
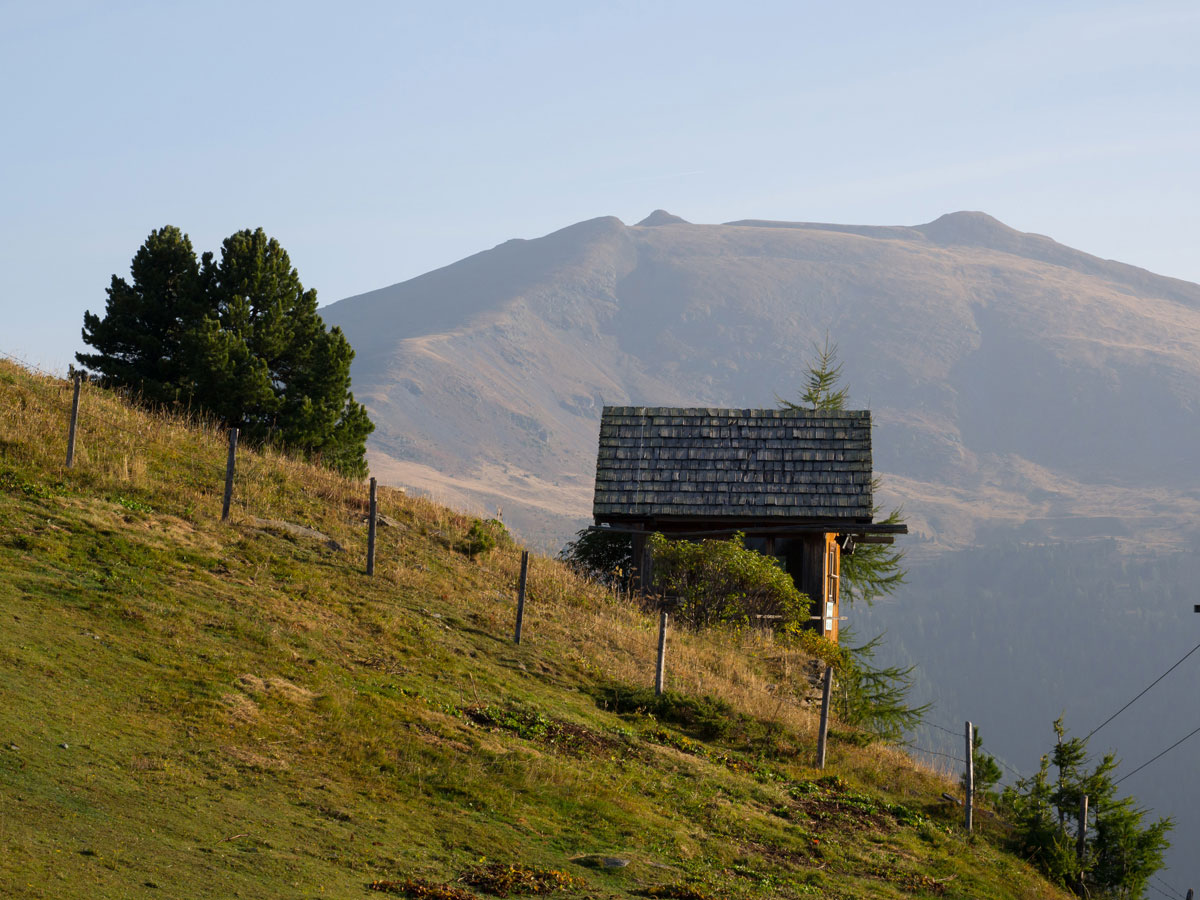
[0, 357, 944, 768]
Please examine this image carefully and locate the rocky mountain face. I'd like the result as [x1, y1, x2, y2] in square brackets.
[324, 209, 1200, 555]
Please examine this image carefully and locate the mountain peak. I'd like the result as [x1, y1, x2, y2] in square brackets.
[917, 211, 1018, 247]
[636, 209, 690, 226]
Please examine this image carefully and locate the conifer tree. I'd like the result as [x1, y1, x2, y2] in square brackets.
[780, 336, 906, 605]
[77, 226, 205, 405]
[780, 339, 921, 735]
[79, 226, 374, 478]
[1003, 718, 1172, 897]
[193, 228, 373, 477]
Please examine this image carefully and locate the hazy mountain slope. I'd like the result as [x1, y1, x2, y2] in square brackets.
[325, 211, 1200, 553]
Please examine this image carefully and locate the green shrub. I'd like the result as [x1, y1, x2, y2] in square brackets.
[647, 531, 810, 631]
[558, 527, 633, 586]
[458, 518, 510, 555]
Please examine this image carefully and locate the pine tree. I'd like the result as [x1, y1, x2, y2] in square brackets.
[79, 226, 374, 478]
[77, 226, 206, 405]
[193, 228, 374, 477]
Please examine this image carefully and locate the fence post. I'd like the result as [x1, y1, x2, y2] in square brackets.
[366, 476, 378, 576]
[655, 607, 669, 696]
[964, 720, 975, 832]
[65, 374, 81, 468]
[513, 549, 529, 644]
[221, 427, 239, 522]
[816, 665, 833, 768]
[1077, 793, 1088, 866]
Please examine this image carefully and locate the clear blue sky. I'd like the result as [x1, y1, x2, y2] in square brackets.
[2, 0, 1198, 373]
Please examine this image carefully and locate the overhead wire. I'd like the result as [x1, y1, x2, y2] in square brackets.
[920, 718, 1028, 781]
[1085, 641, 1200, 742]
[2, 349, 366, 528]
[1151, 874, 1186, 900]
[1148, 879, 1184, 900]
[1115, 723, 1200, 786]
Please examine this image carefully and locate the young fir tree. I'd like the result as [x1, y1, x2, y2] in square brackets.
[780, 337, 920, 737]
[779, 336, 905, 605]
[962, 724, 1004, 806]
[1002, 718, 1172, 898]
[77, 226, 206, 405]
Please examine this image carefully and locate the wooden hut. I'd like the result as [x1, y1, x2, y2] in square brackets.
[591, 406, 906, 642]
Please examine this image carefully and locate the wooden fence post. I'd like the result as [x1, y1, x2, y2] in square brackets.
[513, 550, 529, 644]
[655, 607, 668, 696]
[366, 476, 378, 576]
[816, 665, 833, 768]
[221, 428, 238, 522]
[964, 720, 975, 832]
[65, 374, 81, 468]
[1077, 793, 1088, 866]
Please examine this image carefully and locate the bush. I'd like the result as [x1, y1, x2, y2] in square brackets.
[457, 518, 510, 556]
[594, 684, 738, 740]
[647, 532, 810, 631]
[558, 527, 633, 587]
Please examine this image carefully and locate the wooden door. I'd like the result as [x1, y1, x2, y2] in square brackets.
[822, 533, 841, 642]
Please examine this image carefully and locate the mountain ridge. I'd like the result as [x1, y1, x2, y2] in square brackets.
[324, 211, 1200, 554]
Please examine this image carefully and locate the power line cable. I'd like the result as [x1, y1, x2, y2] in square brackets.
[1151, 875, 1186, 900]
[1085, 640, 1200, 742]
[1148, 880, 1184, 900]
[1115, 723, 1200, 786]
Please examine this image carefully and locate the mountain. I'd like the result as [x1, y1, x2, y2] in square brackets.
[325, 210, 1200, 555]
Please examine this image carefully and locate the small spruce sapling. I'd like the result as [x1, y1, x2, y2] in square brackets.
[1001, 717, 1172, 897]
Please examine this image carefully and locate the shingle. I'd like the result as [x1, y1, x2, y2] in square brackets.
[593, 406, 873, 520]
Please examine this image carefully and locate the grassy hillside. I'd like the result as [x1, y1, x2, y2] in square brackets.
[0, 359, 1067, 899]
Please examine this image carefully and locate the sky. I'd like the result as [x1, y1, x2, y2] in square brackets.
[3, 0, 1200, 887]
[2, 0, 1198, 375]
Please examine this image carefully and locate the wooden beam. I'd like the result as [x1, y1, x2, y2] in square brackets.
[589, 521, 907, 538]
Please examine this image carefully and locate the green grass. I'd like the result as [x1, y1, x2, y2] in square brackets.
[0, 360, 1070, 899]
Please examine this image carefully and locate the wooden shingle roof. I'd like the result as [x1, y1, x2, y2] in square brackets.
[593, 406, 873, 521]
